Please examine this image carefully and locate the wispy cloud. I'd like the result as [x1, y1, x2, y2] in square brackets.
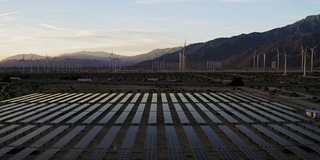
[40, 23, 69, 31]
[135, 0, 203, 4]
[0, 12, 20, 17]
[219, 0, 259, 2]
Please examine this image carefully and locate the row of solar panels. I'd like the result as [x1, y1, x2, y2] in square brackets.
[1, 124, 319, 159]
[0, 99, 311, 126]
[2, 92, 273, 105]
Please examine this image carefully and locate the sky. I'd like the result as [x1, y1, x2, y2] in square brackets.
[0, 0, 320, 60]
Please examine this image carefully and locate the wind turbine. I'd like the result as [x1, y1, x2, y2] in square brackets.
[277, 48, 280, 71]
[30, 55, 34, 73]
[20, 54, 26, 73]
[283, 49, 287, 76]
[263, 51, 266, 70]
[310, 43, 320, 72]
[300, 42, 305, 72]
[179, 39, 187, 71]
[253, 50, 256, 70]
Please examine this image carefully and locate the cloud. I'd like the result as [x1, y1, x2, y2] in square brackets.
[219, 0, 258, 2]
[0, 12, 20, 17]
[40, 23, 69, 31]
[135, 0, 203, 4]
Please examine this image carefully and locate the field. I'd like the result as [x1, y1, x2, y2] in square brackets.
[0, 71, 320, 159]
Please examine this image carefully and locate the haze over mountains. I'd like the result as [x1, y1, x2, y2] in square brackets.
[136, 14, 320, 69]
[1, 14, 320, 69]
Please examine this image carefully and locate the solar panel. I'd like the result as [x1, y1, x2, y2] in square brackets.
[116, 126, 139, 159]
[210, 93, 230, 102]
[30, 126, 69, 148]
[165, 126, 184, 160]
[0, 147, 15, 157]
[202, 93, 219, 102]
[203, 111, 222, 124]
[0, 103, 23, 111]
[0, 125, 35, 144]
[111, 93, 126, 104]
[169, 93, 178, 103]
[132, 112, 143, 124]
[130, 93, 141, 103]
[300, 123, 320, 134]
[271, 102, 295, 111]
[183, 126, 209, 159]
[97, 126, 121, 149]
[163, 112, 173, 124]
[185, 93, 199, 103]
[177, 93, 188, 103]
[47, 93, 77, 103]
[161, 93, 168, 103]
[73, 126, 103, 148]
[235, 125, 289, 160]
[0, 125, 19, 135]
[207, 103, 222, 111]
[99, 111, 117, 124]
[203, 127, 230, 148]
[88, 93, 108, 103]
[252, 124, 316, 159]
[35, 148, 60, 160]
[62, 148, 83, 160]
[52, 126, 86, 148]
[269, 124, 315, 146]
[194, 103, 209, 112]
[120, 93, 132, 103]
[194, 93, 209, 103]
[218, 111, 238, 123]
[176, 111, 190, 124]
[151, 93, 157, 103]
[226, 93, 249, 102]
[51, 111, 78, 123]
[58, 93, 85, 103]
[218, 93, 239, 102]
[150, 104, 157, 112]
[219, 125, 262, 160]
[144, 126, 157, 149]
[262, 102, 311, 121]
[141, 93, 149, 103]
[162, 103, 170, 112]
[8, 147, 37, 160]
[69, 93, 93, 103]
[82, 112, 102, 124]
[77, 93, 101, 103]
[116, 111, 130, 124]
[230, 110, 254, 123]
[137, 104, 146, 112]
[148, 112, 157, 124]
[218, 103, 234, 111]
[99, 93, 116, 103]
[234, 93, 258, 102]
[9, 125, 52, 147]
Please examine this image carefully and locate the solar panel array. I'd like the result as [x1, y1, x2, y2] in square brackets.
[0, 92, 319, 159]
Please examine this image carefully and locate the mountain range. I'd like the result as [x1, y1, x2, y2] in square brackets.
[136, 14, 320, 69]
[1, 14, 320, 69]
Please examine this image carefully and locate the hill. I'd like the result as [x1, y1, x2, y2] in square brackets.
[135, 14, 320, 69]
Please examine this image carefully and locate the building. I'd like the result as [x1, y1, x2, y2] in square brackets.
[305, 109, 320, 119]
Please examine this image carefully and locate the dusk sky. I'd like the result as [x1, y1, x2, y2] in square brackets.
[0, 0, 319, 60]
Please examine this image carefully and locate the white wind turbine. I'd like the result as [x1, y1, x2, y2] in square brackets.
[310, 43, 320, 72]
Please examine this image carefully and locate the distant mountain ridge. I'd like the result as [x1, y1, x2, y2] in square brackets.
[0, 47, 182, 67]
[136, 14, 320, 69]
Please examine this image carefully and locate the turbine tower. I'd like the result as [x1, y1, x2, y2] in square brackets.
[253, 50, 256, 70]
[179, 39, 187, 71]
[300, 42, 304, 72]
[263, 52, 266, 70]
[310, 43, 320, 72]
[283, 49, 287, 76]
[277, 48, 280, 71]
